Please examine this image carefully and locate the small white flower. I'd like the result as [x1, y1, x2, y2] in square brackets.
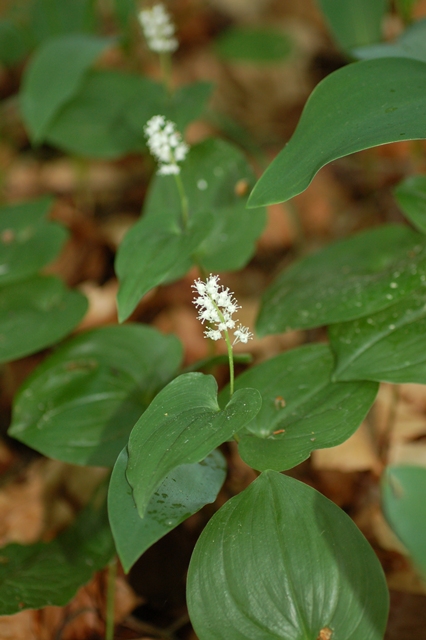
[138, 3, 178, 53]
[192, 275, 253, 345]
[144, 115, 189, 175]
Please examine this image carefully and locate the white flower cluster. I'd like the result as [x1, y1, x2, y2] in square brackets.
[138, 3, 178, 53]
[145, 115, 189, 175]
[192, 275, 253, 344]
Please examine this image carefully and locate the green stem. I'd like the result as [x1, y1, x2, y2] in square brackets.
[174, 172, 189, 229]
[223, 329, 235, 397]
[159, 52, 173, 94]
[105, 557, 117, 640]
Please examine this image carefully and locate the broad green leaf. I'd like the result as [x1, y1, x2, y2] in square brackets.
[20, 34, 112, 143]
[256, 224, 426, 335]
[0, 196, 67, 285]
[0, 19, 29, 66]
[142, 138, 266, 272]
[187, 471, 389, 640]
[126, 373, 261, 517]
[116, 213, 213, 322]
[45, 70, 164, 158]
[0, 497, 115, 615]
[28, 0, 98, 44]
[394, 174, 426, 234]
[0, 275, 87, 364]
[127, 81, 214, 139]
[330, 288, 426, 383]
[223, 344, 378, 471]
[109, 447, 226, 573]
[9, 325, 182, 466]
[355, 18, 426, 62]
[317, 0, 388, 52]
[382, 465, 426, 577]
[214, 27, 291, 63]
[248, 57, 426, 207]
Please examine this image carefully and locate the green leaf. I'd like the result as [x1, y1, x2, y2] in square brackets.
[9, 325, 182, 466]
[126, 373, 261, 517]
[0, 19, 29, 66]
[0, 497, 115, 615]
[224, 344, 378, 471]
[330, 288, 426, 383]
[141, 138, 266, 272]
[187, 471, 389, 640]
[109, 447, 226, 573]
[394, 174, 426, 234]
[248, 57, 426, 207]
[256, 224, 426, 335]
[317, 0, 389, 51]
[116, 213, 213, 323]
[355, 18, 426, 63]
[214, 27, 292, 63]
[28, 0, 98, 44]
[382, 465, 426, 578]
[20, 34, 112, 143]
[45, 70, 164, 158]
[0, 196, 67, 285]
[0, 275, 87, 364]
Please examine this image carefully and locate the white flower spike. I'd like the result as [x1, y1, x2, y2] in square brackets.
[144, 115, 189, 175]
[192, 275, 253, 345]
[138, 4, 178, 53]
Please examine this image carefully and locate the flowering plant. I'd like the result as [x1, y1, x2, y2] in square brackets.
[1, 1, 426, 639]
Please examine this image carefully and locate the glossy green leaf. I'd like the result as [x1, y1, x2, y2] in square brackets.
[256, 224, 426, 335]
[382, 465, 426, 577]
[0, 19, 29, 66]
[214, 27, 291, 63]
[141, 138, 266, 272]
[126, 373, 261, 517]
[109, 447, 226, 573]
[9, 325, 182, 466]
[187, 471, 389, 640]
[317, 0, 388, 51]
[0, 196, 67, 285]
[0, 497, 115, 615]
[248, 57, 426, 207]
[0, 275, 87, 364]
[116, 213, 213, 322]
[224, 344, 378, 471]
[45, 70, 164, 158]
[354, 18, 426, 63]
[394, 174, 426, 234]
[20, 34, 112, 143]
[330, 288, 426, 383]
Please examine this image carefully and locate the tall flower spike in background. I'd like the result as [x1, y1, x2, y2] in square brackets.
[138, 3, 178, 53]
[144, 115, 189, 176]
[193, 274, 253, 396]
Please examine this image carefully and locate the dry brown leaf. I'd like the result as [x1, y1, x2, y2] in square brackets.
[77, 280, 119, 331]
[388, 442, 426, 468]
[311, 423, 382, 474]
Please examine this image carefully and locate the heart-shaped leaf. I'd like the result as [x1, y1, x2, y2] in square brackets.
[0, 497, 115, 615]
[382, 465, 426, 578]
[317, 0, 388, 52]
[187, 470, 389, 640]
[225, 344, 378, 471]
[330, 288, 426, 383]
[9, 325, 182, 466]
[0, 275, 87, 364]
[126, 373, 262, 517]
[142, 138, 266, 272]
[0, 196, 67, 285]
[248, 57, 426, 207]
[108, 447, 226, 572]
[394, 174, 426, 235]
[256, 224, 426, 335]
[20, 34, 112, 142]
[116, 213, 213, 322]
